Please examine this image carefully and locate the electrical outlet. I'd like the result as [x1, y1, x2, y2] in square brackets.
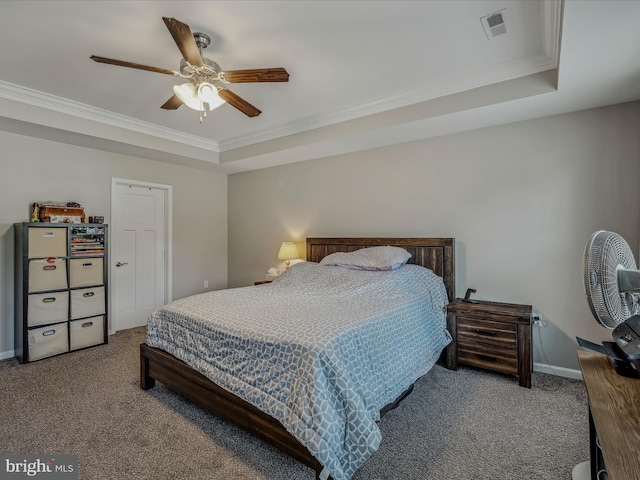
[204, 280, 209, 289]
[532, 315, 542, 327]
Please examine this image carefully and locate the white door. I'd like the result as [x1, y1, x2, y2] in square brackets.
[111, 178, 172, 331]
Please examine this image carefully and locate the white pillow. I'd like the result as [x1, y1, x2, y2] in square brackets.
[319, 246, 412, 271]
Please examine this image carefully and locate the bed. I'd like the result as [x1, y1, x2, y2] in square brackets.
[140, 237, 455, 479]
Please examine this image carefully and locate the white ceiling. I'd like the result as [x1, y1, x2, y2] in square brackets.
[1, 0, 640, 174]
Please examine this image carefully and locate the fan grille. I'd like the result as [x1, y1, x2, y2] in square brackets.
[584, 231, 637, 328]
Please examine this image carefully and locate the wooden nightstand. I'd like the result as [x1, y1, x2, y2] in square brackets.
[446, 299, 532, 388]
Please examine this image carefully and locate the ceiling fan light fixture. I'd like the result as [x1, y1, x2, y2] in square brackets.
[173, 83, 205, 111]
[197, 82, 225, 110]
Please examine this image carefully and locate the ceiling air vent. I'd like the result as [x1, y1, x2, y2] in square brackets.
[480, 9, 509, 40]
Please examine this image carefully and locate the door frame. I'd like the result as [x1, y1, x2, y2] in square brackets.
[109, 177, 173, 334]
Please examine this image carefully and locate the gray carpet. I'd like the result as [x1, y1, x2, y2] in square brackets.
[0, 327, 588, 479]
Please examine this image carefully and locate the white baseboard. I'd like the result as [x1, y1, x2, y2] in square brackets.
[0, 350, 585, 381]
[0, 349, 15, 361]
[534, 362, 583, 380]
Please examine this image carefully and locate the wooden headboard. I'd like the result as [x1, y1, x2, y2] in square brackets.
[306, 237, 455, 301]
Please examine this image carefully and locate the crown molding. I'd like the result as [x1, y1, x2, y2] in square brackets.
[541, 0, 563, 64]
[0, 80, 220, 152]
[219, 0, 563, 151]
[0, 1, 561, 157]
[219, 51, 557, 151]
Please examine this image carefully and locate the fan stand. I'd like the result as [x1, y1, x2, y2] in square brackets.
[571, 461, 590, 480]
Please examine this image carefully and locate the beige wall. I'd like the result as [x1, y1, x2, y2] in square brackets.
[228, 101, 640, 371]
[0, 131, 228, 357]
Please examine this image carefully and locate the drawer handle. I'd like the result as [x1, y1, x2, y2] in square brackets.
[82, 262, 93, 267]
[42, 297, 56, 303]
[81, 322, 94, 328]
[83, 292, 95, 297]
[475, 330, 498, 336]
[43, 265, 57, 271]
[42, 232, 55, 238]
[42, 329, 56, 336]
[475, 353, 497, 362]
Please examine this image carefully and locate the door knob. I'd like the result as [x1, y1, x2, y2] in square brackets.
[116, 262, 128, 267]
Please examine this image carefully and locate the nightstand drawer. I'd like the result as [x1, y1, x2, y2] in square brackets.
[458, 348, 518, 375]
[457, 317, 517, 350]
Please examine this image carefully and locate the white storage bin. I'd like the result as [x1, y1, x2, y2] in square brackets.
[70, 286, 105, 319]
[69, 257, 104, 288]
[70, 316, 105, 350]
[27, 291, 69, 327]
[28, 258, 68, 292]
[27, 322, 68, 361]
[28, 227, 67, 258]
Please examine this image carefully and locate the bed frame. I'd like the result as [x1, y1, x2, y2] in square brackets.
[140, 237, 455, 478]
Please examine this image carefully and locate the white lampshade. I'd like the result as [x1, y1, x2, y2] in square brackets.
[197, 82, 226, 110]
[173, 82, 226, 112]
[173, 83, 204, 111]
[278, 242, 299, 268]
[197, 82, 215, 101]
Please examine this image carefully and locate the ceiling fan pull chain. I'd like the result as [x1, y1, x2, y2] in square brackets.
[199, 104, 209, 124]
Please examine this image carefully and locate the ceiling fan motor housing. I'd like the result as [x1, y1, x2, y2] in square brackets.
[193, 32, 211, 50]
[179, 58, 222, 79]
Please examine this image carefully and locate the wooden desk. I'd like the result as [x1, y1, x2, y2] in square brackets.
[577, 349, 640, 480]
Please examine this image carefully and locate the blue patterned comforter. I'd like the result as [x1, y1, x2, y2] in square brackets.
[146, 262, 451, 480]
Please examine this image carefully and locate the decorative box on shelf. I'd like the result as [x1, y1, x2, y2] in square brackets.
[38, 205, 86, 224]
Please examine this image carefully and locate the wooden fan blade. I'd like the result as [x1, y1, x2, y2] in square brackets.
[161, 94, 183, 110]
[90, 56, 177, 75]
[218, 88, 261, 117]
[221, 68, 289, 83]
[162, 17, 203, 67]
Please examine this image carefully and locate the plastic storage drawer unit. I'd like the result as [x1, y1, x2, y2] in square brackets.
[69, 258, 104, 288]
[70, 286, 105, 319]
[27, 322, 69, 361]
[27, 291, 69, 327]
[70, 316, 105, 350]
[27, 227, 67, 258]
[28, 258, 68, 292]
[15, 222, 108, 363]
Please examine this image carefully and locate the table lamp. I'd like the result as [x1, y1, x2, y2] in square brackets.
[277, 242, 299, 269]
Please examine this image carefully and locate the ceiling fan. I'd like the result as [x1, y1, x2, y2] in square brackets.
[90, 17, 289, 120]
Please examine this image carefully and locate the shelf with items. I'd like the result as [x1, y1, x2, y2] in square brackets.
[70, 225, 106, 256]
[15, 222, 108, 363]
